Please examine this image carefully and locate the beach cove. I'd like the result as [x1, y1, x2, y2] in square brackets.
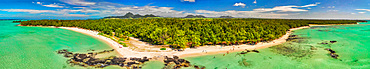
[54, 26, 309, 58]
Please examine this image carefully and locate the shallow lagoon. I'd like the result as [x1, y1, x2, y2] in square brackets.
[0, 20, 118, 69]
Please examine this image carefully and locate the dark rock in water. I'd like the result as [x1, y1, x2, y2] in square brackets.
[173, 56, 179, 59]
[325, 48, 339, 59]
[56, 49, 150, 68]
[163, 56, 192, 69]
[251, 50, 259, 53]
[321, 42, 329, 44]
[325, 48, 336, 53]
[194, 65, 199, 69]
[289, 35, 298, 37]
[239, 50, 259, 55]
[330, 53, 339, 59]
[178, 59, 185, 63]
[240, 51, 248, 54]
[330, 41, 337, 43]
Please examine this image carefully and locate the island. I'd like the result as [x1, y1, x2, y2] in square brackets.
[18, 18, 362, 68]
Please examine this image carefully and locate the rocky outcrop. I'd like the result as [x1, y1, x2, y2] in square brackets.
[325, 48, 339, 59]
[163, 56, 192, 69]
[239, 50, 260, 54]
[57, 49, 150, 68]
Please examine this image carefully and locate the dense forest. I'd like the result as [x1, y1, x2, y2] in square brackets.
[20, 18, 358, 48]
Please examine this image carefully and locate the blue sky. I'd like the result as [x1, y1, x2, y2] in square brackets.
[0, 0, 369, 19]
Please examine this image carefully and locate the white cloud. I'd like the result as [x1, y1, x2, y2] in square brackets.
[328, 10, 338, 12]
[58, 9, 100, 13]
[327, 6, 335, 8]
[195, 3, 320, 18]
[253, 3, 319, 12]
[301, 3, 320, 7]
[254, 6, 308, 12]
[195, 10, 291, 18]
[233, 2, 246, 8]
[358, 12, 366, 14]
[33, 2, 65, 8]
[60, 0, 96, 6]
[36, 2, 42, 4]
[0, 9, 56, 13]
[64, 14, 90, 17]
[351, 13, 356, 14]
[40, 14, 89, 17]
[42, 4, 64, 8]
[182, 0, 195, 2]
[103, 6, 188, 17]
[0, 9, 95, 17]
[356, 9, 370, 11]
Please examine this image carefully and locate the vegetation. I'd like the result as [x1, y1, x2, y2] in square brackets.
[20, 18, 358, 48]
[160, 48, 166, 50]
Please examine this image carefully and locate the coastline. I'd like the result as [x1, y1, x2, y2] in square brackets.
[19, 24, 321, 58]
[55, 25, 310, 58]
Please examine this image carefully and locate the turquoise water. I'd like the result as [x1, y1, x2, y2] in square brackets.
[1, 20, 369, 69]
[0, 20, 118, 69]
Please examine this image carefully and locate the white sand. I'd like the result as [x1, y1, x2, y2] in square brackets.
[59, 26, 310, 58]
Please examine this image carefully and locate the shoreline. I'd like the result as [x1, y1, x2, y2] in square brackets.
[20, 24, 337, 58]
[309, 23, 359, 26]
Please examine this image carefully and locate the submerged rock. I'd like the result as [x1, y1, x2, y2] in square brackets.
[325, 48, 339, 59]
[163, 56, 192, 69]
[56, 49, 150, 68]
[239, 50, 260, 54]
[238, 58, 251, 67]
[330, 41, 337, 43]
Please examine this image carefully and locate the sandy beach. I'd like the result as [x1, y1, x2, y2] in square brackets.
[58, 26, 310, 58]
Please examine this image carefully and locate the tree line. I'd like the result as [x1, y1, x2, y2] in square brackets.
[20, 18, 358, 48]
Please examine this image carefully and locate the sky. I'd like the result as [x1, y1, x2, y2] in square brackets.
[0, 0, 369, 19]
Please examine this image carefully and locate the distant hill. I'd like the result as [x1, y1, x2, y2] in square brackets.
[104, 12, 158, 19]
[184, 15, 206, 18]
[219, 16, 233, 18]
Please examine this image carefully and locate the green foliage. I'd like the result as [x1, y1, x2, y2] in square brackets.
[20, 18, 358, 48]
[119, 42, 128, 47]
[118, 38, 126, 41]
[98, 32, 104, 35]
[160, 48, 166, 50]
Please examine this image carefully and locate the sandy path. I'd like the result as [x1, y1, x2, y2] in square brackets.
[59, 26, 310, 58]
